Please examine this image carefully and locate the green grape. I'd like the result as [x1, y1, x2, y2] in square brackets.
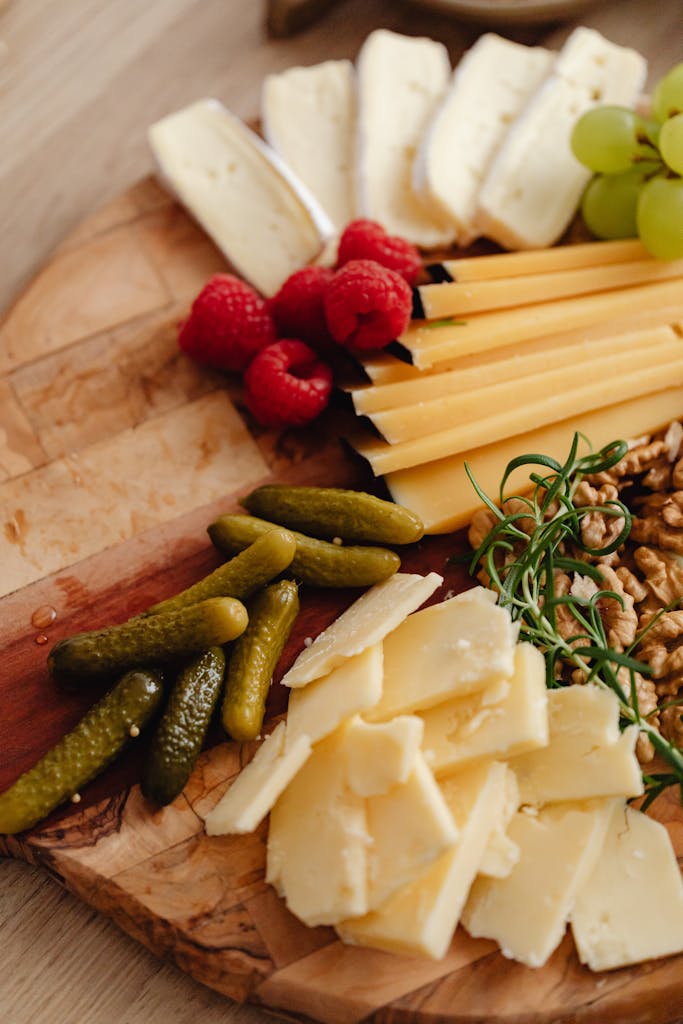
[660, 113, 683, 175]
[571, 106, 659, 173]
[580, 168, 648, 239]
[637, 176, 683, 260]
[652, 62, 683, 122]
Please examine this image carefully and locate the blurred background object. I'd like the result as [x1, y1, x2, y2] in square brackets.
[267, 0, 346, 36]
[404, 0, 602, 26]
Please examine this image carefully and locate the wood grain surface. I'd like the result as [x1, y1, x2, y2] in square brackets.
[1, 1, 683, 1022]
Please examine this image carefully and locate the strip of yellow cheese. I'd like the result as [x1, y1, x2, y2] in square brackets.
[420, 257, 683, 320]
[403, 279, 683, 368]
[358, 354, 683, 474]
[382, 387, 683, 534]
[371, 335, 680, 443]
[441, 238, 649, 282]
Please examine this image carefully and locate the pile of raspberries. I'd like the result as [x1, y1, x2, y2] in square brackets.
[178, 219, 420, 428]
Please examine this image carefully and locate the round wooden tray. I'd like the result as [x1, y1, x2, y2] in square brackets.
[0, 181, 681, 1024]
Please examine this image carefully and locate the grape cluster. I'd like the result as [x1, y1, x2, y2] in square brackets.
[570, 63, 683, 260]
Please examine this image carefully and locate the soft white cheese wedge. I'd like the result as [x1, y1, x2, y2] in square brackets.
[475, 28, 647, 249]
[414, 34, 553, 245]
[149, 99, 334, 296]
[262, 60, 356, 230]
[356, 29, 454, 248]
[571, 802, 683, 971]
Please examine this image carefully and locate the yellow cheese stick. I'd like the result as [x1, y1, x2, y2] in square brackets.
[441, 238, 649, 282]
[420, 258, 683, 320]
[371, 334, 680, 443]
[383, 387, 683, 534]
[353, 325, 677, 415]
[403, 280, 683, 368]
[356, 355, 683, 475]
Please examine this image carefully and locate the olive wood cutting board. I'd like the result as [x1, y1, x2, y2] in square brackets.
[0, 179, 682, 1024]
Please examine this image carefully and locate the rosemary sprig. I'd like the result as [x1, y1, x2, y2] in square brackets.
[465, 432, 683, 806]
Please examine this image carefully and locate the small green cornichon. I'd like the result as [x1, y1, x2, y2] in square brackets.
[144, 529, 296, 617]
[208, 515, 400, 588]
[48, 597, 248, 682]
[142, 647, 226, 806]
[0, 668, 164, 835]
[222, 579, 299, 742]
[241, 485, 424, 545]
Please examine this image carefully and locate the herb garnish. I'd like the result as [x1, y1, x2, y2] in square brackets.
[421, 317, 468, 330]
[465, 433, 683, 808]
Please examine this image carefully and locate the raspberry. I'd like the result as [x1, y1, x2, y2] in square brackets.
[178, 274, 276, 372]
[337, 219, 421, 285]
[244, 339, 333, 427]
[324, 259, 412, 352]
[269, 266, 334, 346]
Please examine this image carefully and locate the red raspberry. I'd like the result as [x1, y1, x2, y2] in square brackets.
[269, 266, 334, 347]
[337, 219, 421, 285]
[244, 339, 333, 428]
[178, 274, 276, 372]
[324, 260, 412, 352]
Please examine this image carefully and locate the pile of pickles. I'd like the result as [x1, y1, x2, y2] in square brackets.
[0, 486, 423, 835]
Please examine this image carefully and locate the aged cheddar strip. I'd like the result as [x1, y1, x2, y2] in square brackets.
[441, 238, 649, 282]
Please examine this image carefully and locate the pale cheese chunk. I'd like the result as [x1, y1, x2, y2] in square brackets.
[285, 644, 383, 750]
[479, 766, 520, 879]
[343, 716, 424, 797]
[571, 803, 683, 971]
[414, 34, 553, 244]
[149, 99, 333, 296]
[203, 722, 311, 836]
[366, 751, 458, 910]
[338, 761, 510, 959]
[356, 29, 454, 248]
[266, 726, 369, 925]
[419, 642, 548, 776]
[366, 588, 518, 722]
[262, 60, 356, 230]
[508, 685, 644, 804]
[281, 572, 442, 688]
[462, 799, 616, 968]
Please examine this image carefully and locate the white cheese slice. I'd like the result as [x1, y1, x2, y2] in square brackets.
[261, 60, 356, 230]
[356, 29, 454, 248]
[285, 644, 383, 750]
[366, 588, 518, 721]
[343, 716, 424, 797]
[462, 799, 616, 968]
[337, 760, 510, 959]
[266, 726, 369, 925]
[148, 99, 334, 296]
[281, 572, 442, 688]
[203, 721, 310, 836]
[419, 642, 549, 776]
[478, 766, 520, 879]
[475, 28, 647, 249]
[508, 685, 644, 804]
[571, 802, 683, 971]
[366, 750, 459, 910]
[414, 34, 553, 245]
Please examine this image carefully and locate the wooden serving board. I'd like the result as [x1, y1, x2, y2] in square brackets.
[1, 180, 682, 1024]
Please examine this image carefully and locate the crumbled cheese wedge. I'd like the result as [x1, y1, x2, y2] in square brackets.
[478, 766, 520, 879]
[342, 715, 424, 797]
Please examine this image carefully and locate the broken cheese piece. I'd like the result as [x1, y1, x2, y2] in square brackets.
[478, 766, 521, 879]
[343, 716, 424, 797]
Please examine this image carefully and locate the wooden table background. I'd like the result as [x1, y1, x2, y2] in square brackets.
[0, 0, 681, 1021]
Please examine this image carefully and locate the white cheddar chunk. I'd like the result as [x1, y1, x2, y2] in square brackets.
[462, 799, 616, 968]
[285, 644, 383, 750]
[479, 767, 520, 879]
[343, 716, 424, 797]
[267, 726, 368, 925]
[509, 685, 644, 804]
[415, 34, 553, 244]
[338, 761, 510, 959]
[476, 29, 646, 249]
[420, 642, 548, 776]
[571, 803, 683, 971]
[262, 60, 356, 230]
[356, 30, 454, 248]
[366, 751, 458, 910]
[149, 99, 333, 296]
[281, 572, 442, 688]
[367, 588, 518, 721]
[203, 722, 310, 836]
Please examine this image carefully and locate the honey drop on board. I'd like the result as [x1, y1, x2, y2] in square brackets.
[31, 605, 57, 630]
